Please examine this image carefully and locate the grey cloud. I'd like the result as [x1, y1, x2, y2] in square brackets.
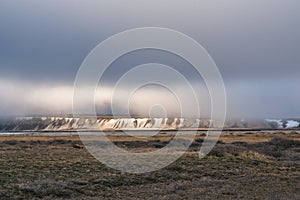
[0, 0, 300, 117]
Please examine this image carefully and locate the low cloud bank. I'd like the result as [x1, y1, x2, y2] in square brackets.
[0, 78, 209, 117]
[0, 78, 299, 119]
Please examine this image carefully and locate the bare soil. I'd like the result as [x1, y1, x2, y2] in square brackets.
[0, 132, 299, 199]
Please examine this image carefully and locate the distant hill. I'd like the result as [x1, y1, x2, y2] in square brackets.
[0, 116, 299, 132]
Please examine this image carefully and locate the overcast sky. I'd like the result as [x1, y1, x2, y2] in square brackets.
[0, 0, 300, 118]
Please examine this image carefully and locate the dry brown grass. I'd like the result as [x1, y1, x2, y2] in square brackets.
[0, 132, 299, 199]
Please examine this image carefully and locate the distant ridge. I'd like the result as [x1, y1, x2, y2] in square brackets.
[0, 116, 300, 132]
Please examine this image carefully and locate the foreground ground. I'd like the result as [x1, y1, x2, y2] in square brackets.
[0, 132, 299, 199]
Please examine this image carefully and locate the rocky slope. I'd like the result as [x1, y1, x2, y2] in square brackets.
[0, 117, 299, 132]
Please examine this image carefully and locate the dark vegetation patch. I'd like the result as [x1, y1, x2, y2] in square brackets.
[3, 140, 18, 145]
[268, 137, 300, 149]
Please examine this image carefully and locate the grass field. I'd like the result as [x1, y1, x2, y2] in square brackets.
[0, 132, 299, 199]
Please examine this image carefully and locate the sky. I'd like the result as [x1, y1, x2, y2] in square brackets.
[0, 0, 300, 118]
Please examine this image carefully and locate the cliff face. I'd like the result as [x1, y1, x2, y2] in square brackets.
[0, 117, 300, 132]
